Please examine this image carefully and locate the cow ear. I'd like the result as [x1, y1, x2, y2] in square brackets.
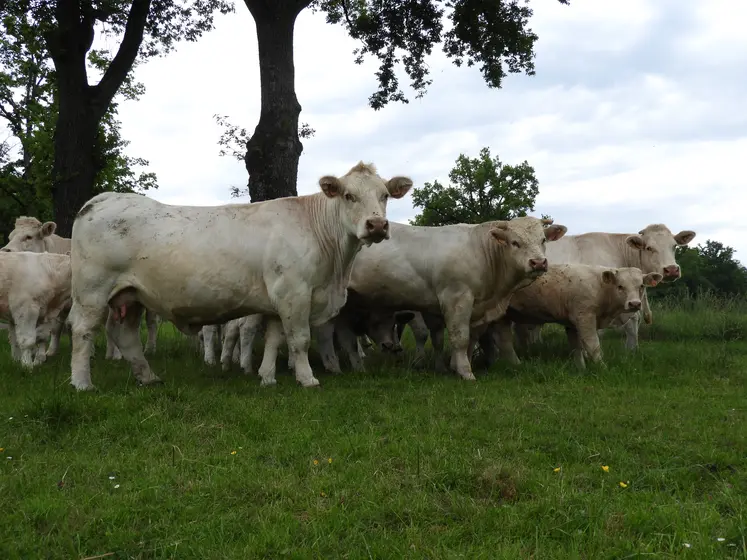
[41, 221, 57, 237]
[385, 176, 413, 199]
[544, 224, 567, 242]
[626, 234, 646, 251]
[319, 176, 344, 198]
[643, 272, 663, 287]
[490, 228, 510, 246]
[395, 311, 415, 324]
[674, 230, 696, 245]
[602, 270, 617, 284]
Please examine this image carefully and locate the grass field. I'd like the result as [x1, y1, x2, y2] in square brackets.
[1, 295, 746, 559]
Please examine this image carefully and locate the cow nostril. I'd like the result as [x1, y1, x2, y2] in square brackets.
[0, 248, 10, 252]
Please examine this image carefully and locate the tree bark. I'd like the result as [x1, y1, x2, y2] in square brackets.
[243, 1, 311, 202]
[45, 0, 151, 237]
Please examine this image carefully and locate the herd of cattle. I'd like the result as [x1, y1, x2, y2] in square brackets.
[0, 162, 696, 391]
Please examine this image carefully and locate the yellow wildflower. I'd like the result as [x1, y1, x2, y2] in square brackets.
[553, 467, 561, 473]
[619, 481, 628, 488]
[602, 465, 610, 472]
[328, 458, 333, 464]
[230, 450, 237, 455]
[320, 491, 327, 497]
[0, 448, 4, 452]
[313, 459, 319, 466]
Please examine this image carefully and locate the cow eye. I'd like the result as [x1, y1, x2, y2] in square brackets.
[511, 241, 521, 248]
[646, 246, 655, 252]
[24, 235, 32, 241]
[617, 285, 624, 291]
[344, 193, 355, 202]
[381, 193, 389, 202]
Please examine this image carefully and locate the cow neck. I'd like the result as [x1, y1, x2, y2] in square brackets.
[309, 193, 362, 283]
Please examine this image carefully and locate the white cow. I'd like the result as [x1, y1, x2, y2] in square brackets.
[0, 252, 72, 367]
[346, 217, 568, 380]
[67, 162, 412, 390]
[2, 216, 161, 357]
[492, 265, 663, 368]
[527, 223, 696, 350]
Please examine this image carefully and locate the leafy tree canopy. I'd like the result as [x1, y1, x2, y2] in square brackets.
[410, 146, 540, 226]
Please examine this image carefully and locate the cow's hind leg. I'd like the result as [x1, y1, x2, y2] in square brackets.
[8, 323, 19, 361]
[258, 317, 284, 386]
[239, 314, 263, 375]
[220, 320, 240, 371]
[105, 309, 123, 360]
[46, 309, 67, 357]
[69, 302, 109, 391]
[107, 299, 161, 386]
[314, 321, 342, 374]
[201, 325, 220, 365]
[144, 309, 158, 354]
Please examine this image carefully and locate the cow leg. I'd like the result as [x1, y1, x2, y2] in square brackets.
[69, 302, 109, 391]
[421, 313, 447, 371]
[565, 327, 585, 369]
[144, 309, 158, 355]
[277, 297, 319, 388]
[576, 316, 604, 367]
[477, 323, 500, 367]
[494, 319, 521, 365]
[8, 323, 19, 361]
[357, 338, 366, 360]
[239, 314, 263, 375]
[441, 293, 476, 381]
[13, 305, 42, 368]
[622, 312, 640, 351]
[337, 323, 364, 372]
[258, 317, 284, 386]
[105, 310, 123, 360]
[107, 301, 161, 386]
[46, 311, 66, 357]
[314, 321, 342, 374]
[409, 312, 430, 361]
[220, 320, 240, 371]
[202, 325, 220, 365]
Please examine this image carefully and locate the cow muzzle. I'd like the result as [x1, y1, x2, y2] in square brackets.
[662, 265, 680, 280]
[529, 258, 548, 273]
[626, 299, 642, 311]
[362, 217, 389, 242]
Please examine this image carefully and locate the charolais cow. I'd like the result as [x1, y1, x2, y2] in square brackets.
[0, 252, 72, 367]
[346, 216, 567, 380]
[67, 162, 412, 390]
[491, 265, 663, 369]
[521, 224, 696, 350]
[2, 216, 161, 358]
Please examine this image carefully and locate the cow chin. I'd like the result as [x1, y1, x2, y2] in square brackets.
[359, 231, 389, 245]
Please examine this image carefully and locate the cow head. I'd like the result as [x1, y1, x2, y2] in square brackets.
[602, 267, 663, 313]
[1, 216, 56, 253]
[353, 309, 415, 353]
[319, 162, 413, 246]
[490, 216, 568, 277]
[625, 224, 696, 282]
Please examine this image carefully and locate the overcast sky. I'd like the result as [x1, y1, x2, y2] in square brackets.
[114, 0, 746, 260]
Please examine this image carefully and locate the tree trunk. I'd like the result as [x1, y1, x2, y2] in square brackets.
[244, 2, 309, 202]
[50, 88, 99, 237]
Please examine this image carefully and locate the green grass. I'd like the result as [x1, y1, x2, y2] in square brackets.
[1, 300, 746, 559]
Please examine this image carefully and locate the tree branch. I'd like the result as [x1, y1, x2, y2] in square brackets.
[93, 0, 152, 112]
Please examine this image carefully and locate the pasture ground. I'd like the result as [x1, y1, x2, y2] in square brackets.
[1, 296, 746, 559]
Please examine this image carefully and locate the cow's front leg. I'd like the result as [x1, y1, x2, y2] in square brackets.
[277, 295, 319, 388]
[422, 313, 447, 372]
[336, 321, 364, 372]
[440, 291, 476, 381]
[8, 323, 19, 361]
[12, 305, 41, 368]
[220, 320, 241, 372]
[622, 312, 640, 351]
[105, 309, 122, 360]
[201, 325, 220, 365]
[493, 319, 521, 365]
[314, 321, 342, 374]
[565, 326, 585, 369]
[575, 315, 604, 367]
[46, 312, 66, 357]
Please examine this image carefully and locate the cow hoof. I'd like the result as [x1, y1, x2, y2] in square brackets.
[72, 381, 96, 392]
[221, 362, 230, 372]
[138, 376, 163, 387]
[300, 377, 321, 388]
[260, 378, 277, 387]
[460, 373, 477, 381]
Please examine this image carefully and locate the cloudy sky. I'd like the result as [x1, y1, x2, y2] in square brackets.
[115, 0, 746, 260]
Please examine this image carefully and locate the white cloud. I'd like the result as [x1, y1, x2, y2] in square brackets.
[112, 0, 747, 263]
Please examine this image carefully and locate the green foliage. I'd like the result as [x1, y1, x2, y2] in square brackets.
[310, 0, 571, 109]
[649, 241, 747, 300]
[0, 5, 163, 239]
[1, 306, 746, 558]
[411, 147, 539, 226]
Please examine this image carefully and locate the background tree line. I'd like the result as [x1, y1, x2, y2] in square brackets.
[409, 147, 747, 300]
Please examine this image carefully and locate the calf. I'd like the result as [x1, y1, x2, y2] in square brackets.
[493, 265, 663, 369]
[0, 252, 72, 368]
